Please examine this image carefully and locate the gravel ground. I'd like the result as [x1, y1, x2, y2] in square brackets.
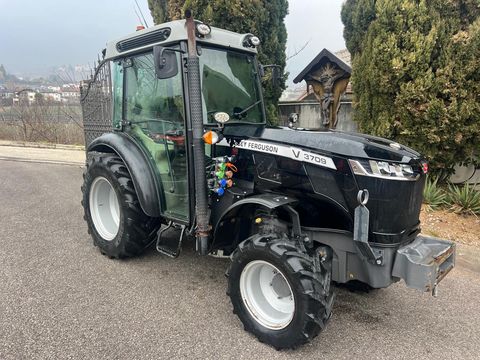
[1, 159, 479, 360]
[421, 207, 480, 248]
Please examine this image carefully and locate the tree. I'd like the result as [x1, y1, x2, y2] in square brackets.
[0, 64, 6, 82]
[147, 0, 289, 124]
[341, 0, 480, 173]
[147, 0, 169, 24]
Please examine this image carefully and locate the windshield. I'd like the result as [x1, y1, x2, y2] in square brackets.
[199, 47, 264, 124]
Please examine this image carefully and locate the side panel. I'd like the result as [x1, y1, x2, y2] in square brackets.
[88, 132, 163, 217]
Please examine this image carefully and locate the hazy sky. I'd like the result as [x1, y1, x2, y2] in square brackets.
[0, 0, 346, 85]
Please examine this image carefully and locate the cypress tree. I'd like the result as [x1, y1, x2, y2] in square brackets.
[147, 0, 169, 24]
[147, 0, 289, 125]
[342, 0, 480, 173]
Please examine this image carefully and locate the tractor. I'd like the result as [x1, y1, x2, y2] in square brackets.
[80, 12, 455, 349]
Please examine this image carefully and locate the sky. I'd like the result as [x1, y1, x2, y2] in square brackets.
[0, 0, 346, 86]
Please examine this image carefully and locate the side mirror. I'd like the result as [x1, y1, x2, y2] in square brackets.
[258, 64, 265, 78]
[260, 64, 282, 87]
[153, 45, 179, 79]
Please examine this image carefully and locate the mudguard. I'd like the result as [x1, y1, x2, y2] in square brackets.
[88, 132, 163, 217]
[212, 193, 298, 240]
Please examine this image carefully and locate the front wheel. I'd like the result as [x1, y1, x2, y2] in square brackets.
[227, 234, 334, 349]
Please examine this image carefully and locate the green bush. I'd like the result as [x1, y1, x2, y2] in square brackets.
[423, 177, 447, 211]
[446, 183, 480, 216]
[341, 0, 480, 174]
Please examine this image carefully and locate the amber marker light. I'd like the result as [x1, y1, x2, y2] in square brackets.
[202, 130, 222, 145]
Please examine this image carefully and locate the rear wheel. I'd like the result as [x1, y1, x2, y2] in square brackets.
[227, 234, 334, 349]
[81, 153, 159, 258]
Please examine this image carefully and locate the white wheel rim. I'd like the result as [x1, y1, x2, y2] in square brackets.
[89, 176, 120, 241]
[239, 260, 295, 330]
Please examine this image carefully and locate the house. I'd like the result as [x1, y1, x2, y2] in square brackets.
[41, 91, 62, 103]
[17, 90, 37, 105]
[0, 88, 15, 105]
[60, 85, 80, 103]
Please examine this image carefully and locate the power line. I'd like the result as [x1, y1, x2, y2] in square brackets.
[134, 0, 149, 28]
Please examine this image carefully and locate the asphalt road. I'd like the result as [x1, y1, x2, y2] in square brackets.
[1, 159, 480, 359]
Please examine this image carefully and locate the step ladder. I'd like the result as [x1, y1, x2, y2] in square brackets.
[155, 221, 186, 258]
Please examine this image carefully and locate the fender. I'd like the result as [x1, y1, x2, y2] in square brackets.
[88, 132, 163, 217]
[212, 193, 298, 242]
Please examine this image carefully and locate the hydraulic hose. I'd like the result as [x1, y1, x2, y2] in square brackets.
[186, 10, 209, 254]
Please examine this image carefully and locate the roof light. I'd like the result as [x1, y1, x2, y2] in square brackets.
[136, 25, 145, 31]
[250, 36, 260, 46]
[243, 35, 261, 48]
[196, 23, 211, 36]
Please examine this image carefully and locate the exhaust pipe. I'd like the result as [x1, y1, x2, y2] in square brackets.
[186, 10, 209, 255]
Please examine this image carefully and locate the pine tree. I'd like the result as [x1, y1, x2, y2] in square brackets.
[147, 0, 289, 124]
[342, 0, 480, 173]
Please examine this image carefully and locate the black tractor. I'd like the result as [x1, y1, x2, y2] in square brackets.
[80, 13, 455, 349]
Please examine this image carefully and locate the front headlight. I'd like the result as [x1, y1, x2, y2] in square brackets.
[349, 159, 420, 181]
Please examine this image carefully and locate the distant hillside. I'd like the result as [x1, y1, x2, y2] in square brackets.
[0, 63, 89, 86]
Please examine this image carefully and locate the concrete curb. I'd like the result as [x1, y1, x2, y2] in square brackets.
[0, 140, 84, 151]
[0, 157, 84, 167]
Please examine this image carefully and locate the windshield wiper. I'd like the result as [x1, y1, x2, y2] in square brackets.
[233, 100, 262, 119]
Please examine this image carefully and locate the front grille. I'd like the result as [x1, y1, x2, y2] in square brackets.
[116, 28, 171, 52]
[356, 174, 426, 244]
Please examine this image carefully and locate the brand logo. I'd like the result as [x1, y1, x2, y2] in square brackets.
[234, 140, 337, 170]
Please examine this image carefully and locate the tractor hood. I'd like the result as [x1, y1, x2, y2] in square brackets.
[257, 127, 421, 163]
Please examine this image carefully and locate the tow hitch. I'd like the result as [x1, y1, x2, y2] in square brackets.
[392, 235, 455, 296]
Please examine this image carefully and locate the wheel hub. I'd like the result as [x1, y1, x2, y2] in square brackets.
[239, 260, 295, 330]
[271, 272, 291, 299]
[89, 176, 120, 241]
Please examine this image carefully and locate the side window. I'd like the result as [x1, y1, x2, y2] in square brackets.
[112, 61, 123, 128]
[124, 53, 185, 134]
[122, 52, 189, 221]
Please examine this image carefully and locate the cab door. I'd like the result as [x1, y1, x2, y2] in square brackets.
[113, 51, 189, 222]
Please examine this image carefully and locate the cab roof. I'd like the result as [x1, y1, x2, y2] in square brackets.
[105, 19, 258, 60]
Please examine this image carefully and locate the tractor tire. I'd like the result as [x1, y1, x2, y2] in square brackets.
[227, 234, 334, 350]
[81, 153, 159, 258]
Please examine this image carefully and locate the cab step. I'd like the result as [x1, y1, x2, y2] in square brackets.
[155, 221, 186, 258]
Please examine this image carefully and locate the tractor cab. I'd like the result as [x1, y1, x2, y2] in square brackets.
[83, 18, 266, 227]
